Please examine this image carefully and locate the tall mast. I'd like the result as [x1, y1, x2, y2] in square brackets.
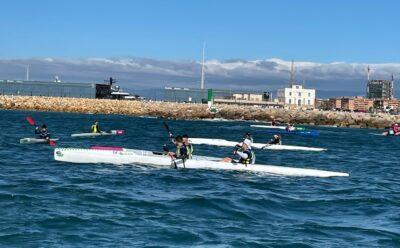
[289, 60, 295, 86]
[26, 64, 30, 81]
[200, 42, 206, 89]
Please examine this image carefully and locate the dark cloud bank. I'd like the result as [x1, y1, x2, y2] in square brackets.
[0, 57, 399, 98]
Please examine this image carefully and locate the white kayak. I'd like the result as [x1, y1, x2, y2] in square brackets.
[250, 125, 287, 130]
[54, 147, 348, 177]
[20, 138, 59, 144]
[250, 124, 306, 131]
[189, 138, 326, 152]
[71, 130, 125, 138]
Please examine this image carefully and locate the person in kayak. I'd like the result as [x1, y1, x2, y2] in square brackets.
[234, 138, 255, 165]
[182, 134, 194, 158]
[166, 135, 188, 160]
[383, 123, 398, 136]
[91, 121, 101, 133]
[35, 124, 50, 140]
[262, 135, 282, 149]
[392, 123, 399, 135]
[243, 132, 254, 144]
[223, 138, 255, 165]
[270, 134, 282, 145]
[286, 123, 295, 132]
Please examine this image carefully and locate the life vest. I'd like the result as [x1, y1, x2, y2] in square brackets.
[176, 144, 188, 159]
[239, 149, 255, 165]
[91, 124, 99, 133]
[39, 130, 48, 139]
[186, 144, 194, 159]
[270, 138, 281, 145]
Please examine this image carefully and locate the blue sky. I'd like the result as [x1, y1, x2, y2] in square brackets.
[1, 0, 400, 63]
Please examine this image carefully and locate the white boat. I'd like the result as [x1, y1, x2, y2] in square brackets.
[54, 147, 348, 177]
[189, 138, 326, 152]
[20, 138, 59, 144]
[71, 130, 125, 138]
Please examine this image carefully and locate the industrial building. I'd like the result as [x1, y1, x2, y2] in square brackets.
[164, 87, 272, 104]
[365, 66, 395, 100]
[366, 79, 394, 100]
[0, 79, 96, 98]
[0, 77, 132, 99]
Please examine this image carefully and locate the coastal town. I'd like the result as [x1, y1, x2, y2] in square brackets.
[0, 61, 398, 129]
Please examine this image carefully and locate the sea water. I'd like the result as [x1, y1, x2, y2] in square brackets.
[0, 110, 399, 247]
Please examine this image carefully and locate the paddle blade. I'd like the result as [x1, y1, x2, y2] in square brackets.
[163, 121, 170, 133]
[48, 140, 56, 146]
[26, 116, 36, 126]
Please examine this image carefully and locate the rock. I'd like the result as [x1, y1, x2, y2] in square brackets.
[0, 95, 397, 129]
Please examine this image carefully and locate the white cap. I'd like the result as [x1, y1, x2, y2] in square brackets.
[243, 138, 252, 148]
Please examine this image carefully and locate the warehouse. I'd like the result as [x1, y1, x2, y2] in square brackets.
[0, 77, 130, 99]
[0, 80, 96, 98]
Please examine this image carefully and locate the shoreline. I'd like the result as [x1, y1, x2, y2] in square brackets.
[0, 95, 399, 129]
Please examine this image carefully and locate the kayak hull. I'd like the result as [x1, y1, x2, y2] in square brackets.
[71, 130, 125, 138]
[54, 147, 348, 177]
[251, 128, 320, 137]
[20, 138, 59, 144]
[250, 125, 306, 131]
[189, 138, 326, 151]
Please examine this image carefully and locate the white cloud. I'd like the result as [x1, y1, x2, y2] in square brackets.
[0, 57, 398, 97]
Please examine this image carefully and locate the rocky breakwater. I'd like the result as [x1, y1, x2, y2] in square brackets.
[0, 96, 213, 119]
[0, 96, 399, 129]
[214, 105, 399, 128]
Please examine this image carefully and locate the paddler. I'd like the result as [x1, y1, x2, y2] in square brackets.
[35, 124, 50, 140]
[286, 123, 295, 132]
[223, 138, 255, 165]
[262, 135, 282, 149]
[167, 135, 188, 160]
[243, 132, 253, 143]
[392, 123, 399, 135]
[182, 134, 194, 158]
[91, 121, 101, 133]
[234, 138, 255, 165]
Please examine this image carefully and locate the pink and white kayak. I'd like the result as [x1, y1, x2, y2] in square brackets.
[54, 147, 348, 177]
[71, 130, 125, 138]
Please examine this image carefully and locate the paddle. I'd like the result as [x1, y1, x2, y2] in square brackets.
[26, 116, 36, 126]
[47, 138, 57, 147]
[25, 116, 56, 146]
[261, 144, 271, 150]
[163, 121, 174, 139]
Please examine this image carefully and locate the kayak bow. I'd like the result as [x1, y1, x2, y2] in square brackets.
[20, 138, 59, 144]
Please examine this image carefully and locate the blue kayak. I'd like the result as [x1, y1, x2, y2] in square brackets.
[260, 129, 320, 137]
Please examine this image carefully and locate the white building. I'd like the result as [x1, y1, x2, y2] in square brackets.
[276, 60, 316, 107]
[277, 84, 316, 106]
